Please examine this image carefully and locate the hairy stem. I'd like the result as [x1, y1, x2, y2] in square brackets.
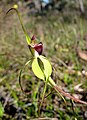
[49, 77, 87, 105]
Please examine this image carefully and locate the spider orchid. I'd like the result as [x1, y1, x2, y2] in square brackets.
[6, 8, 87, 108]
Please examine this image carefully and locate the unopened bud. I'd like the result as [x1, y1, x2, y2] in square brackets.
[31, 35, 36, 41]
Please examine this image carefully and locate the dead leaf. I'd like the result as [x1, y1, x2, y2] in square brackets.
[77, 49, 87, 61]
[74, 83, 83, 92]
[66, 69, 75, 75]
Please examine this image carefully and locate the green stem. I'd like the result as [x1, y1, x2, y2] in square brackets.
[39, 78, 48, 115]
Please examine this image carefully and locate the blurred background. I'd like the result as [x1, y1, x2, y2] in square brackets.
[0, 0, 87, 119]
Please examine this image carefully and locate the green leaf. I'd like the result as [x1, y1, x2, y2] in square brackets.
[32, 56, 52, 80]
[0, 102, 4, 117]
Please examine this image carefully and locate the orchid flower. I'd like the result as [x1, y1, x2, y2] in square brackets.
[6, 8, 87, 108]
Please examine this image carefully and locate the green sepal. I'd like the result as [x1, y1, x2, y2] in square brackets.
[32, 57, 44, 80]
[39, 55, 52, 80]
[32, 55, 52, 81]
[19, 59, 32, 93]
[6, 8, 31, 45]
